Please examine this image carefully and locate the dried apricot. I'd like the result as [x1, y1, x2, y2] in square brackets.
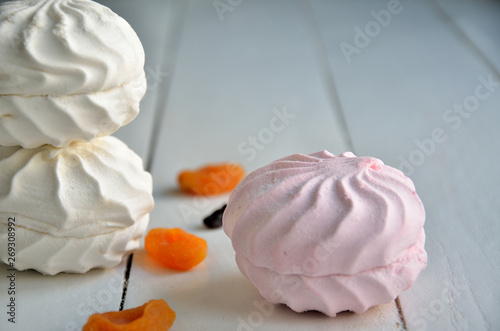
[82, 299, 175, 331]
[178, 163, 245, 196]
[145, 228, 208, 271]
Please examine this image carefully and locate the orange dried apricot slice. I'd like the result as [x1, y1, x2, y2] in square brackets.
[82, 299, 175, 331]
[145, 228, 208, 271]
[178, 163, 245, 196]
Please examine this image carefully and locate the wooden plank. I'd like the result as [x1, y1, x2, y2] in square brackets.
[96, 0, 171, 161]
[124, 0, 404, 330]
[0, 262, 128, 330]
[435, 0, 500, 75]
[0, 1, 169, 330]
[309, 0, 500, 329]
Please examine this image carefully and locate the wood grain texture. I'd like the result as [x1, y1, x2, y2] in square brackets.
[0, 1, 168, 330]
[98, 0, 171, 161]
[0, 262, 130, 330]
[310, 0, 500, 330]
[1, 0, 498, 330]
[125, 0, 404, 330]
[435, 0, 500, 75]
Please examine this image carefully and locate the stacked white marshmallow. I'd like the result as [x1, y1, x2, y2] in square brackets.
[0, 0, 154, 275]
[0, 0, 146, 147]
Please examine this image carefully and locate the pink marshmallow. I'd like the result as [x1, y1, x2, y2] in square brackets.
[223, 150, 427, 316]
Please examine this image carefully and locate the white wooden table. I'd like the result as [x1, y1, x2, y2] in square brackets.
[1, 0, 499, 330]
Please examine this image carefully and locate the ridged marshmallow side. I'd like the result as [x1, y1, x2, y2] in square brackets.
[0, 136, 153, 274]
[236, 231, 427, 317]
[0, 73, 146, 148]
[224, 150, 426, 276]
[0, 0, 145, 96]
[0, 213, 149, 275]
[0, 136, 153, 237]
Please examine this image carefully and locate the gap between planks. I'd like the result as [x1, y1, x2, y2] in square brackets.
[395, 296, 408, 330]
[144, 0, 191, 172]
[430, 0, 500, 79]
[293, 1, 411, 328]
[119, 0, 191, 311]
[119, 1, 415, 326]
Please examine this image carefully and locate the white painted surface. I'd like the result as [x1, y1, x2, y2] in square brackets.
[1, 0, 498, 330]
[435, 0, 500, 74]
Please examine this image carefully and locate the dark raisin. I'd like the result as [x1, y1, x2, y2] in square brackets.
[203, 204, 226, 229]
